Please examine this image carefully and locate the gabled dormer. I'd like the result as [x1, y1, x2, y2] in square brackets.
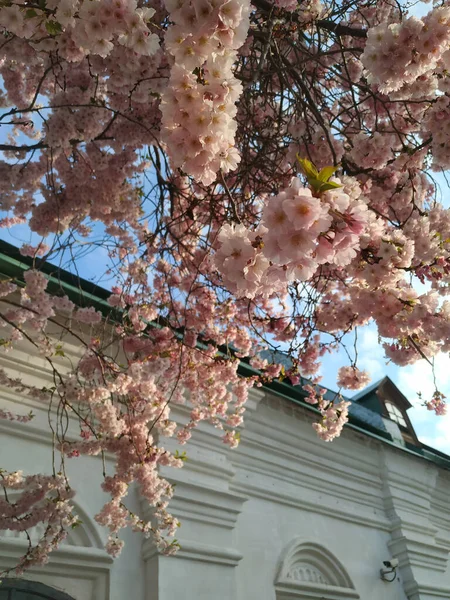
[352, 376, 419, 447]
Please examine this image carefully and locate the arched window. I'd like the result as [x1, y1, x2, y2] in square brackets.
[0, 580, 75, 600]
[385, 401, 407, 427]
[274, 540, 360, 600]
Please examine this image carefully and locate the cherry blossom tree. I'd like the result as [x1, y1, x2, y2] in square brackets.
[0, 0, 449, 574]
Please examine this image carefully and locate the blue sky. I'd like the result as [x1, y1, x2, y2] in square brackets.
[318, 324, 450, 453]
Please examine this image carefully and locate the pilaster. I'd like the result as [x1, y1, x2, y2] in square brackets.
[380, 448, 450, 599]
[141, 388, 266, 600]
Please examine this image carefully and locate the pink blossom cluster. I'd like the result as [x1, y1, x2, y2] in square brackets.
[0, 471, 77, 575]
[0, 254, 261, 566]
[423, 95, 450, 170]
[0, 0, 160, 60]
[214, 176, 369, 298]
[19, 244, 50, 258]
[161, 0, 250, 184]
[274, 0, 323, 19]
[349, 132, 401, 171]
[337, 366, 371, 390]
[303, 384, 351, 442]
[361, 8, 450, 95]
[425, 391, 447, 416]
[313, 398, 350, 442]
[21, 269, 55, 322]
[74, 306, 103, 324]
[0, 409, 33, 422]
[213, 223, 272, 298]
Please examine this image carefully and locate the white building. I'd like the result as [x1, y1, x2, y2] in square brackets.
[0, 242, 449, 600]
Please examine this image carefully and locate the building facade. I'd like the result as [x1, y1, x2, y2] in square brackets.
[0, 245, 450, 600]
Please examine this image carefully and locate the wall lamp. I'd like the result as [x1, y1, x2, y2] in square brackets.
[380, 558, 399, 582]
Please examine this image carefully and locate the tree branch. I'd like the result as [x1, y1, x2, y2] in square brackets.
[251, 0, 367, 38]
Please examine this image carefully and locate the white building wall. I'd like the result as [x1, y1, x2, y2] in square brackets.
[1, 334, 450, 600]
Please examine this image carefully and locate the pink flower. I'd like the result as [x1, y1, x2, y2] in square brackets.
[337, 366, 371, 390]
[282, 190, 322, 230]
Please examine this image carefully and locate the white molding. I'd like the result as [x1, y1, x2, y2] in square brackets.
[236, 407, 387, 511]
[0, 539, 112, 600]
[275, 581, 360, 600]
[0, 416, 55, 446]
[230, 470, 391, 532]
[0, 537, 113, 566]
[388, 517, 439, 541]
[142, 539, 243, 566]
[388, 536, 449, 573]
[231, 451, 386, 518]
[168, 482, 248, 530]
[403, 580, 450, 599]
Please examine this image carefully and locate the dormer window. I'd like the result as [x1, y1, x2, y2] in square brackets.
[384, 402, 407, 428]
[352, 376, 420, 447]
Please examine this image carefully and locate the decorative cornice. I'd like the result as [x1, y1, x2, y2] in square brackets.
[142, 539, 243, 566]
[388, 536, 449, 573]
[402, 580, 450, 599]
[0, 537, 112, 600]
[231, 410, 389, 521]
[163, 480, 248, 529]
[232, 446, 385, 516]
[230, 477, 391, 532]
[388, 517, 439, 541]
[275, 581, 360, 600]
[0, 537, 113, 568]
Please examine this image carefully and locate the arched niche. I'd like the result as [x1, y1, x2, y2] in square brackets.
[0, 498, 112, 600]
[0, 579, 76, 599]
[0, 497, 104, 550]
[274, 539, 360, 600]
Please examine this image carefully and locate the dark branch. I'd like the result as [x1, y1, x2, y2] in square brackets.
[251, 0, 367, 38]
[316, 19, 367, 39]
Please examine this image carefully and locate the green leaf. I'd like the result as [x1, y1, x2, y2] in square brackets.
[45, 20, 62, 35]
[54, 344, 65, 357]
[317, 165, 339, 182]
[317, 181, 343, 192]
[307, 177, 324, 190]
[307, 178, 342, 193]
[25, 9, 38, 19]
[174, 450, 188, 462]
[296, 155, 318, 179]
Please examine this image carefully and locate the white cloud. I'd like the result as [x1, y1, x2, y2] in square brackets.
[315, 324, 450, 455]
[397, 353, 450, 406]
[395, 353, 450, 454]
[357, 327, 385, 381]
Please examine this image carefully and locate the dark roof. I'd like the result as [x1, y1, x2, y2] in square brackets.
[0, 241, 449, 469]
[260, 349, 388, 432]
[0, 239, 111, 311]
[352, 378, 384, 402]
